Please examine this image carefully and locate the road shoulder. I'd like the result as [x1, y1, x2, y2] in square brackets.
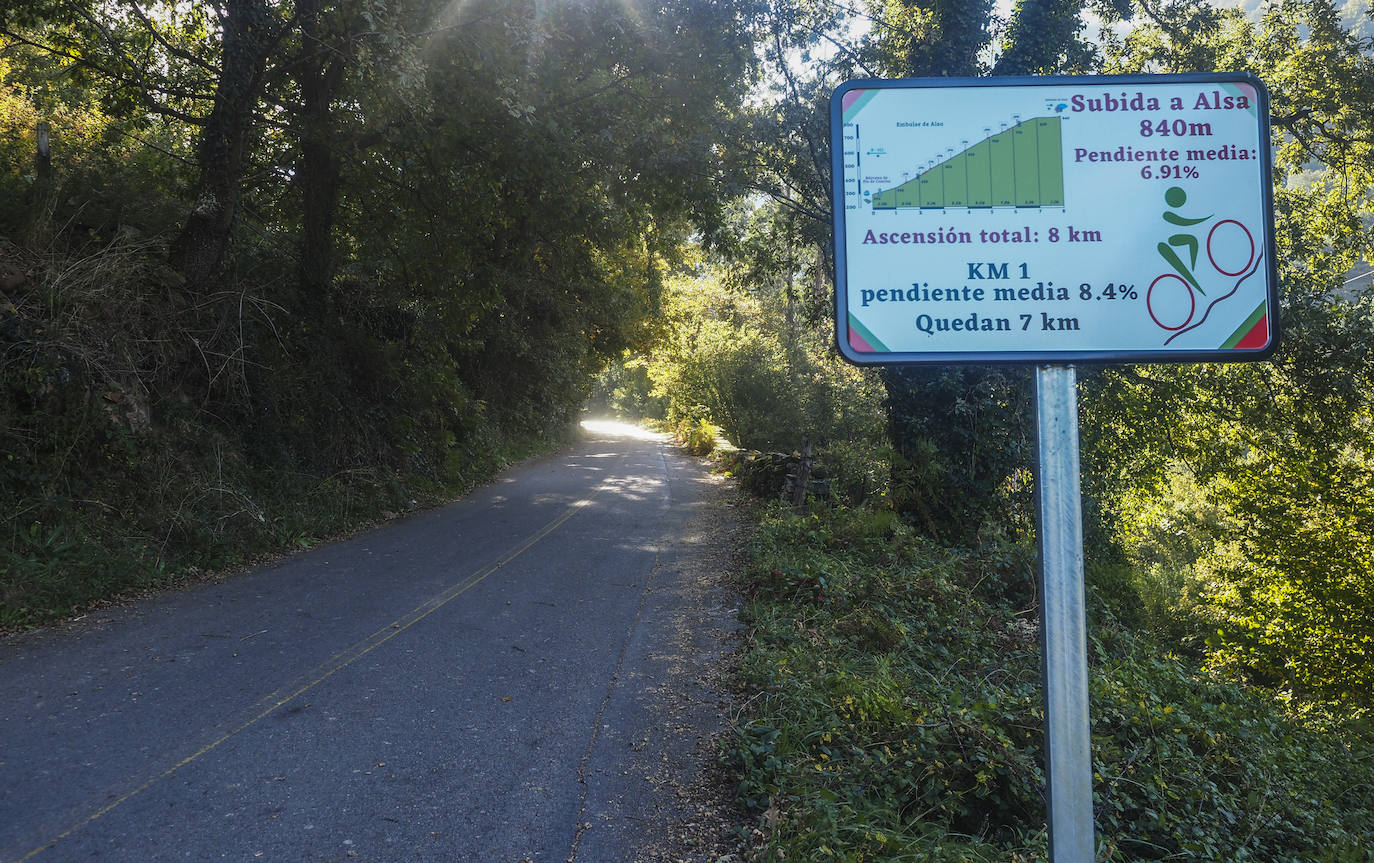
[578, 449, 750, 863]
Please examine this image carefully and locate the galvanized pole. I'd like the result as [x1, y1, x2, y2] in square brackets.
[1034, 364, 1094, 862]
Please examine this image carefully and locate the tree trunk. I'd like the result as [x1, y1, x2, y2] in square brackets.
[170, 0, 276, 290]
[294, 0, 348, 321]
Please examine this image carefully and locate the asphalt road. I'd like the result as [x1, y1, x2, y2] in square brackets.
[0, 422, 741, 862]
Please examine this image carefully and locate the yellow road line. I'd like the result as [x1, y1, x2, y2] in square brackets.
[18, 488, 600, 861]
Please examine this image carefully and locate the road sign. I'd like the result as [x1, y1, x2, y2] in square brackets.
[829, 72, 1281, 863]
[831, 73, 1278, 364]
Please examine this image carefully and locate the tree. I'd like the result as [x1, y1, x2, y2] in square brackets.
[1, 1, 287, 287]
[861, 0, 1105, 541]
[1081, 0, 1374, 708]
[168, 0, 282, 288]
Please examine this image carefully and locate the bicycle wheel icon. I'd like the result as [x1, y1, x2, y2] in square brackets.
[1147, 273, 1195, 331]
[1206, 219, 1255, 276]
[1147, 219, 1256, 332]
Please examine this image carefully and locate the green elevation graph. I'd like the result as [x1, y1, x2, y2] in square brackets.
[871, 117, 1064, 210]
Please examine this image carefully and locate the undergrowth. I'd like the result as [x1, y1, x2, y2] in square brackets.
[0, 234, 565, 627]
[727, 503, 1374, 862]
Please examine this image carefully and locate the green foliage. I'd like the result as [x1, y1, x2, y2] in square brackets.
[670, 329, 803, 450]
[0, 59, 182, 244]
[676, 407, 724, 456]
[881, 366, 1034, 543]
[0, 223, 551, 622]
[817, 438, 894, 506]
[588, 356, 665, 421]
[1077, 0, 1374, 712]
[0, 1, 762, 625]
[729, 501, 1374, 862]
[633, 236, 885, 452]
[0, 523, 164, 628]
[993, 0, 1110, 75]
[1090, 656, 1374, 862]
[867, 0, 998, 77]
[1107, 466, 1226, 646]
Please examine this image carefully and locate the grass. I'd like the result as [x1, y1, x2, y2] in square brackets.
[0, 435, 561, 628]
[725, 502, 1374, 862]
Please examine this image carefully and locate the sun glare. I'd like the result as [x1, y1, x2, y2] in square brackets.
[580, 418, 666, 441]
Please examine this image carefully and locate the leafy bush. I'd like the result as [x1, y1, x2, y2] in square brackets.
[727, 503, 1374, 862]
[680, 417, 722, 455]
[881, 366, 1033, 543]
[0, 523, 165, 628]
[817, 438, 893, 505]
[587, 356, 665, 420]
[634, 260, 885, 453]
[672, 405, 723, 455]
[666, 330, 803, 450]
[0, 230, 567, 625]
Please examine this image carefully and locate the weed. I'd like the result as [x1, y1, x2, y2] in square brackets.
[726, 502, 1374, 861]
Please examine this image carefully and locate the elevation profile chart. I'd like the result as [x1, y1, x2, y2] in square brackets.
[870, 117, 1064, 210]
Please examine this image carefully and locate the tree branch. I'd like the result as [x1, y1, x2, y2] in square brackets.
[122, 0, 217, 74]
[0, 28, 209, 123]
[1135, 0, 1194, 46]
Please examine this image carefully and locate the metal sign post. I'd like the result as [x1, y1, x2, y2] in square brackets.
[1035, 364, 1093, 861]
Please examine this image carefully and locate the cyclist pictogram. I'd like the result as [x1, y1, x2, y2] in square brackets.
[1146, 185, 1262, 342]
